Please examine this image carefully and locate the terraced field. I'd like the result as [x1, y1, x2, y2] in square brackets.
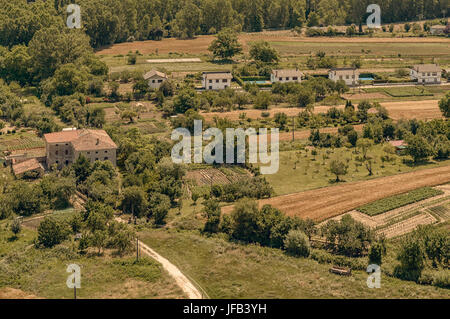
[222, 166, 450, 222]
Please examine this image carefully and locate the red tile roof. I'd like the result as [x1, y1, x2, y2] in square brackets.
[12, 158, 44, 176]
[44, 129, 117, 151]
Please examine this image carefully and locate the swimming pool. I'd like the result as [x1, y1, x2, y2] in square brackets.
[244, 80, 268, 84]
[359, 77, 374, 81]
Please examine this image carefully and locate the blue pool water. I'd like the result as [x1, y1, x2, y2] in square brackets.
[359, 77, 374, 81]
[244, 80, 268, 84]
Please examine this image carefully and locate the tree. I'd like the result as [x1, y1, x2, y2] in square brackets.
[73, 155, 92, 184]
[294, 89, 315, 109]
[91, 230, 108, 255]
[208, 28, 242, 60]
[202, 198, 221, 233]
[347, 130, 358, 147]
[438, 92, 450, 118]
[249, 41, 280, 63]
[10, 218, 22, 238]
[284, 229, 310, 257]
[406, 135, 433, 163]
[37, 217, 69, 248]
[395, 236, 425, 281]
[147, 192, 171, 225]
[175, 1, 201, 39]
[274, 112, 288, 130]
[357, 138, 374, 175]
[329, 159, 348, 182]
[254, 91, 271, 109]
[229, 198, 260, 242]
[120, 186, 147, 217]
[369, 241, 385, 265]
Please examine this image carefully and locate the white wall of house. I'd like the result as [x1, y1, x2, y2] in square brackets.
[270, 74, 301, 83]
[202, 75, 231, 90]
[410, 69, 441, 84]
[147, 76, 167, 89]
[329, 71, 359, 86]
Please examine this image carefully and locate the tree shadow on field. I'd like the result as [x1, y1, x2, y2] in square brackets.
[403, 159, 434, 168]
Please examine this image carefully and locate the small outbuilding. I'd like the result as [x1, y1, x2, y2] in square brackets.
[143, 70, 168, 89]
[12, 158, 44, 179]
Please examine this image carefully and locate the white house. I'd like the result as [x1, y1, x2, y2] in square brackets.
[143, 70, 168, 89]
[410, 64, 441, 84]
[271, 69, 303, 83]
[328, 68, 360, 86]
[430, 25, 446, 35]
[202, 72, 233, 90]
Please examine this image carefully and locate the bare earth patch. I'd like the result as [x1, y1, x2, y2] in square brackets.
[0, 287, 40, 299]
[222, 166, 450, 222]
[96, 31, 450, 56]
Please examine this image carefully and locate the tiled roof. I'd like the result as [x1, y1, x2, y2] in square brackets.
[143, 70, 168, 79]
[330, 67, 359, 73]
[12, 158, 44, 176]
[44, 129, 117, 151]
[271, 69, 303, 77]
[44, 130, 80, 143]
[412, 64, 441, 72]
[389, 140, 407, 147]
[202, 72, 233, 79]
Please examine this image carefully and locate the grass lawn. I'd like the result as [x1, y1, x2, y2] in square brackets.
[0, 220, 185, 299]
[262, 145, 450, 196]
[138, 228, 450, 298]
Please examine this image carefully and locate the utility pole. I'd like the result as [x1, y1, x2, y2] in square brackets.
[136, 237, 139, 262]
[292, 116, 295, 141]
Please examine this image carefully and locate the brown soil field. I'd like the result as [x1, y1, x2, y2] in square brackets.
[201, 99, 442, 123]
[0, 287, 39, 299]
[221, 165, 450, 222]
[96, 30, 450, 55]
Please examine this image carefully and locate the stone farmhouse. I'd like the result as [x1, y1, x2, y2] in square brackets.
[271, 69, 303, 83]
[44, 128, 118, 168]
[410, 64, 441, 84]
[202, 72, 232, 90]
[144, 70, 168, 89]
[430, 25, 446, 35]
[328, 68, 360, 86]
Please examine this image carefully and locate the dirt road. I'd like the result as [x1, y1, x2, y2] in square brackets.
[138, 240, 204, 299]
[222, 165, 450, 222]
[114, 217, 204, 299]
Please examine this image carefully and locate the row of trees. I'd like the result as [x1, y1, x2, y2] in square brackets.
[2, 0, 447, 47]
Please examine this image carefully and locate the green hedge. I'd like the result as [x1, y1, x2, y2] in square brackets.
[357, 187, 444, 216]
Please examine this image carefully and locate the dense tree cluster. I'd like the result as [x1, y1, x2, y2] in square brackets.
[1, 1, 447, 48]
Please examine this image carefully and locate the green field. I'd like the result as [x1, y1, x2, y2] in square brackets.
[0, 219, 185, 299]
[382, 87, 434, 97]
[138, 228, 450, 298]
[357, 187, 445, 216]
[261, 145, 450, 196]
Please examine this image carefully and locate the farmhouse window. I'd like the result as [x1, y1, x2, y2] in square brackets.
[158, 80, 162, 83]
[65, 160, 69, 165]
[65, 150, 68, 155]
[293, 77, 298, 80]
[346, 75, 349, 79]
[55, 151, 58, 155]
[209, 80, 212, 83]
[104, 157, 108, 160]
[279, 77, 282, 81]
[432, 73, 437, 76]
[339, 76, 343, 80]
[209, 86, 212, 89]
[152, 80, 155, 83]
[222, 79, 227, 83]
[216, 79, 219, 83]
[286, 77, 290, 81]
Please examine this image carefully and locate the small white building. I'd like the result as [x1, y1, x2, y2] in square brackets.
[271, 69, 303, 83]
[202, 72, 233, 90]
[328, 68, 360, 86]
[410, 64, 441, 84]
[430, 25, 446, 35]
[143, 70, 168, 89]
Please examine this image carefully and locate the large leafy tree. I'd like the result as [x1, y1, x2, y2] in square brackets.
[208, 28, 243, 60]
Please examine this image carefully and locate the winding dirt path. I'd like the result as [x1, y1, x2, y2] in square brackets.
[138, 240, 204, 299]
[114, 217, 204, 299]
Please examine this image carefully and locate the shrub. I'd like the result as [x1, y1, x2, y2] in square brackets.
[37, 217, 70, 248]
[284, 230, 310, 257]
